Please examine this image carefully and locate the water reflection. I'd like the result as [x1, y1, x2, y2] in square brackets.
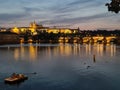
[28, 43, 37, 60]
[0, 43, 116, 61]
[0, 43, 120, 90]
[84, 43, 116, 57]
[0, 43, 118, 74]
[14, 43, 38, 61]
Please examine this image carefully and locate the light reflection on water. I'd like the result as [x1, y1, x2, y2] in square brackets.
[0, 43, 120, 90]
[8, 43, 117, 61]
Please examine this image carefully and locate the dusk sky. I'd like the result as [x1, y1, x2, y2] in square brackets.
[0, 0, 120, 30]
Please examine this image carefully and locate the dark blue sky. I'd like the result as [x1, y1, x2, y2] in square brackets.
[0, 0, 120, 30]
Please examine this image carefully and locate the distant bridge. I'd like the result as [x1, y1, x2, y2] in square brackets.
[20, 36, 117, 43]
[83, 36, 116, 43]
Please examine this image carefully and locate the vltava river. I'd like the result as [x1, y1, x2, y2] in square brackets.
[0, 43, 120, 90]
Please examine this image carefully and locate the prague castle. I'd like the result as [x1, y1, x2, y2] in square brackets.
[11, 21, 79, 35]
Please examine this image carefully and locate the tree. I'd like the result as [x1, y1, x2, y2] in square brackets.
[106, 0, 120, 13]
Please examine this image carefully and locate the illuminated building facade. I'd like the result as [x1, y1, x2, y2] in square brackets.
[11, 21, 79, 34]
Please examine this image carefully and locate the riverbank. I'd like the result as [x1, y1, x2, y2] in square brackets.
[0, 31, 120, 45]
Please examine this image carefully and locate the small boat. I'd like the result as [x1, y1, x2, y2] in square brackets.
[4, 73, 28, 84]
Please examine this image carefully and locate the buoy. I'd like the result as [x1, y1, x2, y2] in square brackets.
[93, 54, 96, 63]
[87, 66, 91, 69]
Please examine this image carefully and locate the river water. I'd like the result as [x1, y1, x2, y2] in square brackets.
[0, 43, 120, 90]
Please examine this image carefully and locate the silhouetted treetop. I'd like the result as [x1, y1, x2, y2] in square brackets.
[106, 0, 120, 13]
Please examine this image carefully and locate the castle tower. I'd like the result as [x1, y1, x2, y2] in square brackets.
[30, 21, 37, 29]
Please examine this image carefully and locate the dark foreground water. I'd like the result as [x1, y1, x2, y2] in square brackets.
[0, 43, 120, 90]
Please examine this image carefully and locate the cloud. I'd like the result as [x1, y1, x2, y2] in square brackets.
[45, 12, 114, 25]
[0, 13, 28, 21]
[23, 7, 41, 12]
[68, 0, 94, 6]
[49, 0, 104, 18]
[0, 0, 120, 30]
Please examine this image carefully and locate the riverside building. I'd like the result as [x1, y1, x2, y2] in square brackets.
[11, 21, 79, 35]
